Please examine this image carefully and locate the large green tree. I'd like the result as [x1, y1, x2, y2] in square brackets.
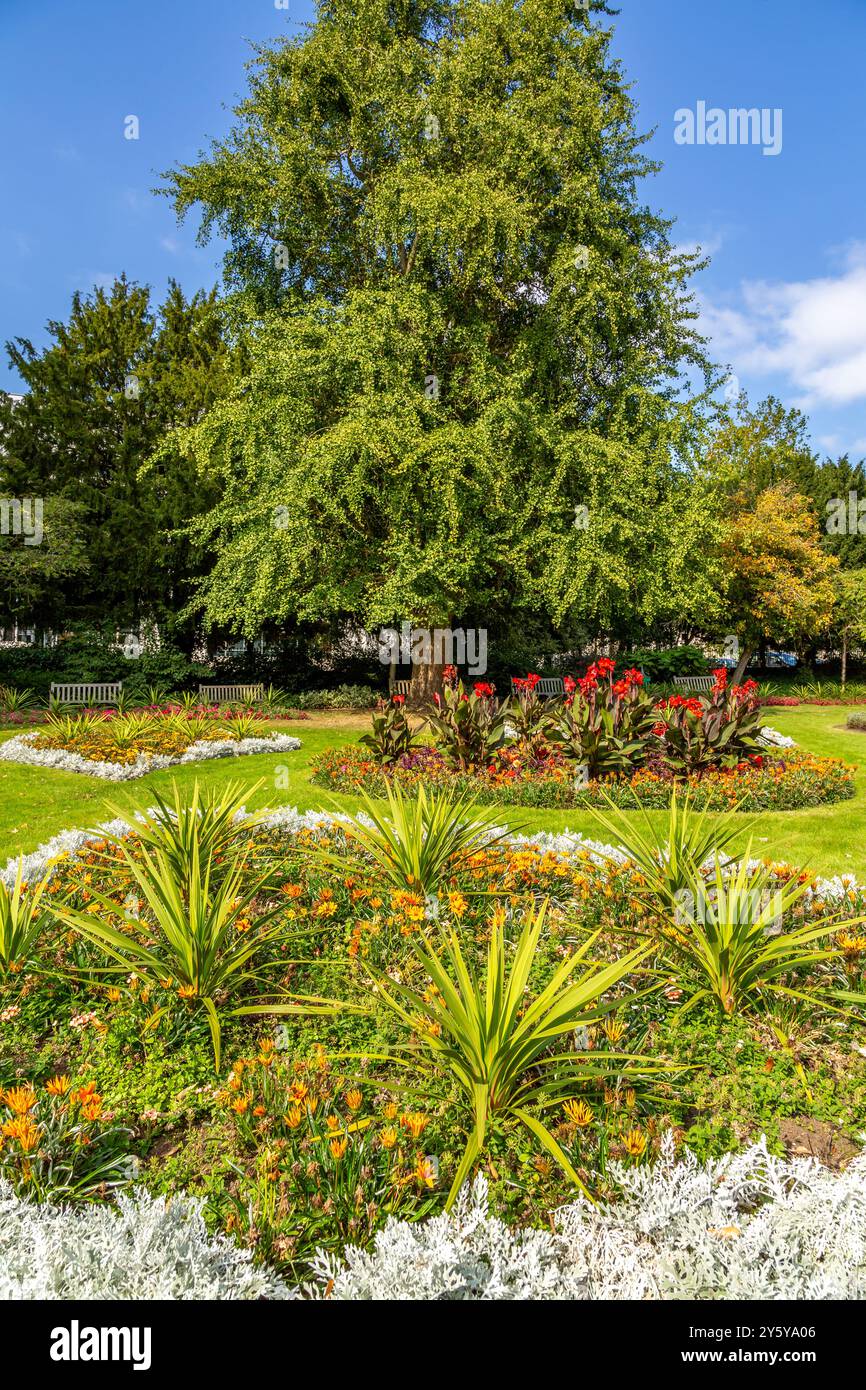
[164, 0, 719, 692]
[0, 277, 238, 645]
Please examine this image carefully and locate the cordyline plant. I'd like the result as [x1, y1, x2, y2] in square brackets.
[549, 662, 656, 778]
[424, 678, 510, 770]
[667, 853, 861, 1019]
[588, 789, 866, 1021]
[358, 695, 419, 765]
[653, 667, 764, 776]
[360, 900, 660, 1206]
[106, 779, 268, 886]
[0, 860, 54, 979]
[53, 833, 341, 1069]
[588, 786, 751, 904]
[310, 783, 515, 900]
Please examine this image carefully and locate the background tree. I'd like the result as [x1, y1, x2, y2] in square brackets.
[831, 568, 866, 690]
[164, 0, 719, 697]
[0, 497, 89, 633]
[0, 277, 237, 647]
[720, 484, 838, 682]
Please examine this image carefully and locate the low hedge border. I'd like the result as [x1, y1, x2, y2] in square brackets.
[311, 745, 855, 812]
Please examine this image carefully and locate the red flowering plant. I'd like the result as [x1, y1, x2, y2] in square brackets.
[548, 662, 657, 778]
[505, 672, 552, 755]
[653, 668, 765, 776]
[358, 695, 420, 765]
[425, 678, 510, 771]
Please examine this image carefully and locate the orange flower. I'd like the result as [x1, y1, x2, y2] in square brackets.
[400, 1112, 428, 1139]
[45, 1075, 71, 1097]
[3, 1085, 37, 1115]
[379, 1126, 398, 1150]
[329, 1137, 348, 1160]
[344, 1088, 363, 1112]
[3, 1116, 40, 1151]
[414, 1156, 437, 1188]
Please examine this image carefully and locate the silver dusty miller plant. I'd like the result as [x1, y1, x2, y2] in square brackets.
[308, 1135, 866, 1301]
[0, 1182, 293, 1300]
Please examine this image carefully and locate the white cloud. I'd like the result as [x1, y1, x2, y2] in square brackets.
[700, 242, 866, 408]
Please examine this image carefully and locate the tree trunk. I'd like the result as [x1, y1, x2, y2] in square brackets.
[732, 645, 754, 686]
[842, 631, 848, 692]
[409, 660, 446, 709]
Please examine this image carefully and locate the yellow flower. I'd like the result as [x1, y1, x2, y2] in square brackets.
[106, 987, 121, 1003]
[326, 1115, 340, 1132]
[3, 1085, 37, 1115]
[447, 892, 467, 917]
[602, 1017, 626, 1044]
[380, 1126, 398, 1150]
[624, 1088, 636, 1110]
[45, 1074, 71, 1096]
[285, 1105, 303, 1129]
[382, 1101, 398, 1121]
[623, 1128, 647, 1158]
[329, 1137, 348, 1160]
[178, 984, 197, 999]
[563, 1098, 594, 1128]
[231, 1096, 250, 1115]
[345, 1088, 363, 1112]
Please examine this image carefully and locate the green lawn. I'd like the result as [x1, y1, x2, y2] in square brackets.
[0, 705, 862, 877]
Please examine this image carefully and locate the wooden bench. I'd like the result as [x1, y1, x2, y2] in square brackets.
[391, 680, 413, 698]
[198, 684, 264, 705]
[673, 675, 714, 694]
[510, 676, 565, 699]
[50, 682, 123, 706]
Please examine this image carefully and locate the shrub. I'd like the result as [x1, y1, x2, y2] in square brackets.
[547, 662, 656, 777]
[53, 823, 340, 1069]
[358, 696, 419, 764]
[425, 677, 510, 769]
[0, 1181, 293, 1299]
[653, 669, 763, 776]
[309, 1135, 866, 1300]
[304, 783, 512, 900]
[618, 645, 709, 684]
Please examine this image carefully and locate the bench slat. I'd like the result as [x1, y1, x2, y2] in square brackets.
[198, 684, 264, 704]
[50, 682, 122, 706]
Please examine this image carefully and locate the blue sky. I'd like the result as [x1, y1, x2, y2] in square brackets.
[1, 0, 864, 457]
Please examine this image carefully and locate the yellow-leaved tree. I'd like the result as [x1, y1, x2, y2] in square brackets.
[721, 484, 838, 683]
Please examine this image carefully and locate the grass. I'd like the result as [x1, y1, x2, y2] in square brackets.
[0, 706, 861, 877]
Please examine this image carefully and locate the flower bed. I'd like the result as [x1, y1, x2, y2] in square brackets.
[0, 729, 302, 781]
[4, 794, 866, 1295]
[312, 743, 853, 811]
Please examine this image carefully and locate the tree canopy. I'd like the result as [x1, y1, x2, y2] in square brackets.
[164, 0, 718, 658]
